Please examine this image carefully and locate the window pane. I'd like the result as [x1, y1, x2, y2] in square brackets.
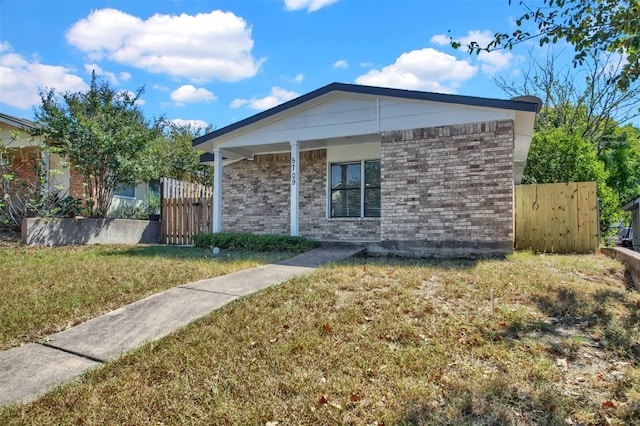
[365, 188, 380, 217]
[331, 163, 361, 189]
[331, 189, 361, 217]
[365, 160, 381, 188]
[364, 161, 380, 217]
[114, 183, 135, 198]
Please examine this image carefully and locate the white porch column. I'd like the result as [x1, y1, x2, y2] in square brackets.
[212, 147, 223, 233]
[290, 140, 299, 236]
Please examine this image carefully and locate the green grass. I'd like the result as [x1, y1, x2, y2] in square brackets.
[2, 251, 640, 425]
[0, 245, 292, 351]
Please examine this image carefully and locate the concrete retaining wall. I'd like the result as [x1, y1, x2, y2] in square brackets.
[601, 247, 640, 291]
[22, 218, 161, 246]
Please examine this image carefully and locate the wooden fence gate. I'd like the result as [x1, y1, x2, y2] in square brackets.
[514, 182, 599, 253]
[161, 178, 213, 245]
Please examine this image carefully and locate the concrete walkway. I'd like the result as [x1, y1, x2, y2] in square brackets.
[0, 245, 365, 408]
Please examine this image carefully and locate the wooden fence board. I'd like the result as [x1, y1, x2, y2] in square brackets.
[161, 178, 213, 245]
[514, 182, 598, 253]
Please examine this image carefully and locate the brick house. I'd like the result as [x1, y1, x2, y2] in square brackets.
[0, 112, 157, 217]
[0, 112, 82, 200]
[193, 83, 540, 258]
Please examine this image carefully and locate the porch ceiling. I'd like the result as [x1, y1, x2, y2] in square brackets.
[202, 133, 379, 164]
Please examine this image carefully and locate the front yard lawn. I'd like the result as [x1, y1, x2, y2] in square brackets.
[1, 251, 639, 424]
[0, 245, 290, 351]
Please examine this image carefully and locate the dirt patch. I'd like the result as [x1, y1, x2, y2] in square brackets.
[526, 320, 639, 420]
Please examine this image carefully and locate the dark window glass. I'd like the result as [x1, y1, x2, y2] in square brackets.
[331, 163, 361, 217]
[149, 179, 161, 199]
[114, 183, 135, 198]
[330, 161, 380, 218]
[364, 161, 381, 217]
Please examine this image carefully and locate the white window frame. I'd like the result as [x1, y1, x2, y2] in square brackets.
[327, 159, 380, 218]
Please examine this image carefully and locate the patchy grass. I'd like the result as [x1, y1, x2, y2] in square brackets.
[0, 245, 292, 351]
[2, 251, 640, 425]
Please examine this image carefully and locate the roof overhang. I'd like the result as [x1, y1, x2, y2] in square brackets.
[194, 83, 540, 182]
[623, 197, 640, 212]
[0, 112, 44, 148]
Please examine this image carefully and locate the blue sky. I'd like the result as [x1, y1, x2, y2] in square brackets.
[1, 0, 548, 131]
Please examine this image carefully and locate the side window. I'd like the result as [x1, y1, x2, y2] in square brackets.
[114, 183, 135, 198]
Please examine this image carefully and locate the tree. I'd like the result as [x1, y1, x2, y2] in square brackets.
[523, 127, 620, 227]
[600, 125, 640, 206]
[494, 49, 640, 152]
[143, 122, 214, 185]
[454, 0, 640, 90]
[33, 72, 161, 217]
[495, 49, 640, 228]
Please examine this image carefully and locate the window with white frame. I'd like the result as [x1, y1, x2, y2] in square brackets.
[330, 160, 380, 217]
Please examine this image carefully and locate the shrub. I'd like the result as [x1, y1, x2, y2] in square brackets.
[111, 204, 149, 220]
[193, 232, 319, 252]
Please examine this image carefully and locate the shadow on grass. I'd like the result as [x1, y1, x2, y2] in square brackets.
[530, 271, 640, 359]
[398, 382, 565, 425]
[98, 245, 298, 263]
[395, 263, 639, 424]
[339, 254, 484, 271]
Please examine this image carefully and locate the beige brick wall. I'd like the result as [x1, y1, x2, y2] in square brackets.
[221, 149, 380, 241]
[219, 118, 514, 256]
[221, 152, 290, 234]
[377, 119, 514, 257]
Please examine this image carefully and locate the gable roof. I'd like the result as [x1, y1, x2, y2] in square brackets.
[0, 112, 37, 131]
[193, 82, 539, 147]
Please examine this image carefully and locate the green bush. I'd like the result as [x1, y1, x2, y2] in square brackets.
[193, 232, 319, 252]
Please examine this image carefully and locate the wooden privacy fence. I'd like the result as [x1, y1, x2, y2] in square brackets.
[514, 182, 599, 253]
[161, 178, 213, 245]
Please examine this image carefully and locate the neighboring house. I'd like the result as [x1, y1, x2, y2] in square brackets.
[110, 180, 160, 217]
[193, 82, 541, 258]
[0, 112, 76, 199]
[0, 112, 156, 217]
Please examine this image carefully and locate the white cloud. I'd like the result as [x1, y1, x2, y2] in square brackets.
[355, 48, 477, 93]
[0, 48, 87, 109]
[293, 73, 304, 83]
[171, 118, 209, 130]
[333, 59, 349, 69]
[170, 85, 217, 105]
[431, 30, 513, 75]
[152, 83, 170, 91]
[231, 86, 299, 110]
[84, 63, 131, 85]
[284, 0, 338, 12]
[430, 34, 450, 46]
[66, 8, 264, 82]
[478, 50, 514, 74]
